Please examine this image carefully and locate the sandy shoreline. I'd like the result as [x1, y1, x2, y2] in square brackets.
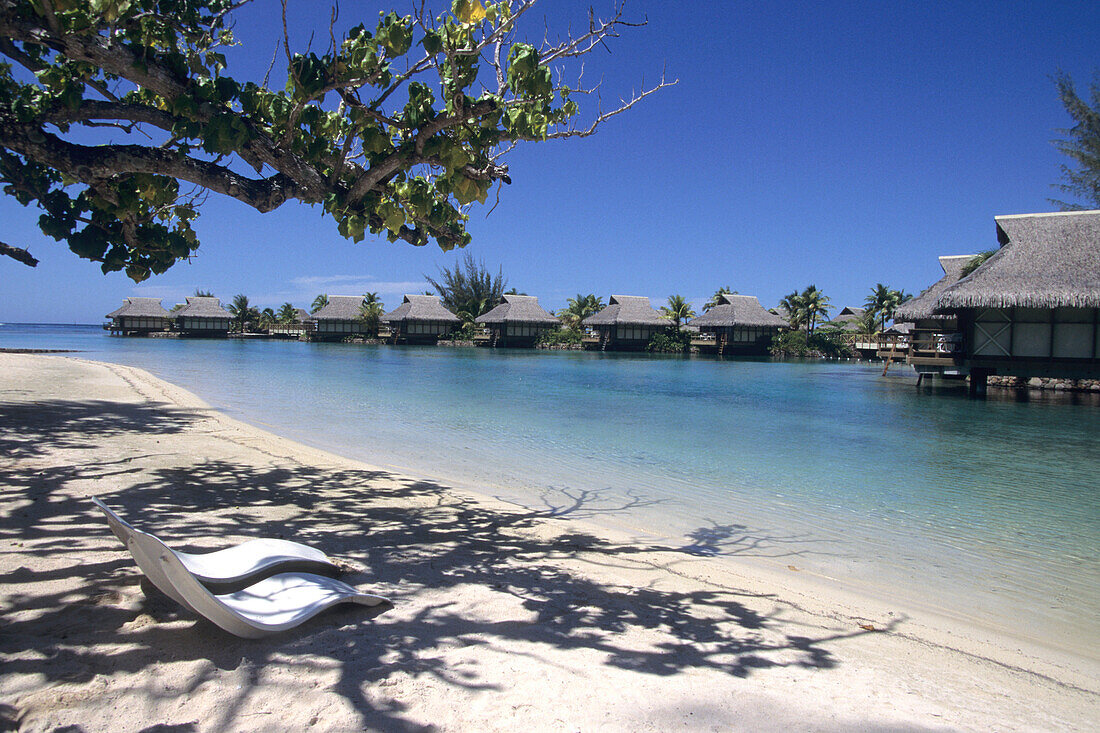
[1, 354, 1097, 731]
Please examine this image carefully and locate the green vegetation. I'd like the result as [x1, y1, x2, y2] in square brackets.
[557, 293, 604, 332]
[703, 287, 736, 312]
[646, 328, 691, 353]
[277, 303, 298, 323]
[863, 284, 910, 333]
[358, 292, 384, 336]
[227, 293, 259, 332]
[0, 1, 665, 274]
[778, 285, 831, 334]
[1052, 71, 1100, 209]
[770, 327, 852, 358]
[660, 294, 696, 328]
[311, 294, 329, 313]
[535, 328, 582, 347]
[425, 252, 506, 325]
[960, 250, 996, 277]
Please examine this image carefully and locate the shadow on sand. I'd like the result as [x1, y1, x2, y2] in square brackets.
[0, 398, 895, 731]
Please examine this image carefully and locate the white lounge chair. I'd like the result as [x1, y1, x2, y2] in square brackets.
[93, 498, 390, 637]
[91, 497, 339, 590]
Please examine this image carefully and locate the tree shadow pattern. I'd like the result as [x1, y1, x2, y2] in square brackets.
[0, 397, 897, 731]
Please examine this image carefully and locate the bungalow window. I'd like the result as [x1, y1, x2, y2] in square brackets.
[616, 326, 653, 340]
[408, 322, 447, 335]
[506, 324, 540, 337]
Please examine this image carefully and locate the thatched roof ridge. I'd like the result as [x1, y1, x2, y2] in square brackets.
[380, 294, 460, 323]
[692, 294, 787, 328]
[583, 295, 666, 326]
[106, 297, 170, 318]
[831, 306, 865, 321]
[935, 210, 1100, 310]
[311, 295, 365, 320]
[475, 294, 559, 325]
[894, 254, 975, 321]
[173, 296, 231, 318]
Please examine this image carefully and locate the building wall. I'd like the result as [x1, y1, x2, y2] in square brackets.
[971, 307, 1098, 360]
[118, 317, 167, 330]
[613, 325, 657, 341]
[505, 323, 553, 337]
[404, 321, 451, 336]
[177, 317, 229, 331]
[316, 320, 367, 334]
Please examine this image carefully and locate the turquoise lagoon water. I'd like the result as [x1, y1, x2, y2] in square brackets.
[4, 324, 1099, 652]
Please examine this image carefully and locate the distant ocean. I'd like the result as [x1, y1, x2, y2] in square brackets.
[4, 323, 1099, 653]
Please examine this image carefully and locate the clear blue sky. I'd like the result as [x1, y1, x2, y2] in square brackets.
[2, 0, 1098, 323]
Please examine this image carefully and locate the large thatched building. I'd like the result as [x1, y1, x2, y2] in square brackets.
[171, 297, 231, 337]
[309, 296, 370, 341]
[827, 306, 866, 332]
[104, 297, 170, 336]
[474, 294, 559, 347]
[691, 294, 786, 355]
[380, 295, 460, 344]
[582, 295, 667, 351]
[905, 210, 1100, 390]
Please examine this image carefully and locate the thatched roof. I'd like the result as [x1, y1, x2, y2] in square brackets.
[380, 294, 460, 323]
[831, 306, 865, 322]
[173, 296, 231, 318]
[935, 210, 1100, 311]
[885, 322, 914, 335]
[583, 295, 666, 326]
[311, 295, 365, 320]
[105, 297, 169, 318]
[827, 306, 866, 331]
[894, 255, 975, 321]
[691, 294, 787, 328]
[294, 308, 311, 322]
[475, 294, 559, 325]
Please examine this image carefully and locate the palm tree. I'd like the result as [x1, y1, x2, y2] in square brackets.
[359, 292, 384, 336]
[800, 285, 831, 334]
[661, 294, 696, 328]
[277, 302, 298, 323]
[778, 290, 805, 331]
[864, 284, 911, 332]
[703, 286, 737, 312]
[228, 293, 258, 332]
[557, 293, 604, 332]
[311, 294, 329, 313]
[258, 307, 276, 331]
[194, 288, 214, 297]
[864, 283, 891, 333]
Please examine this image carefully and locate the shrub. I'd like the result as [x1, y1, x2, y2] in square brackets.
[536, 328, 582, 347]
[646, 328, 692, 353]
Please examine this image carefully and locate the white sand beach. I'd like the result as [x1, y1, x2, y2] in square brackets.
[1, 353, 1097, 731]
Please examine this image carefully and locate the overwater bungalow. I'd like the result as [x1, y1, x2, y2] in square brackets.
[309, 296, 370, 341]
[474, 294, 560, 347]
[171, 296, 231, 337]
[582, 295, 667, 351]
[104, 297, 170, 336]
[380, 295, 460, 344]
[691, 294, 787, 355]
[895, 254, 974, 375]
[902, 210, 1100, 391]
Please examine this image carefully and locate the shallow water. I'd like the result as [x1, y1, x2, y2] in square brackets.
[5, 324, 1099, 652]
